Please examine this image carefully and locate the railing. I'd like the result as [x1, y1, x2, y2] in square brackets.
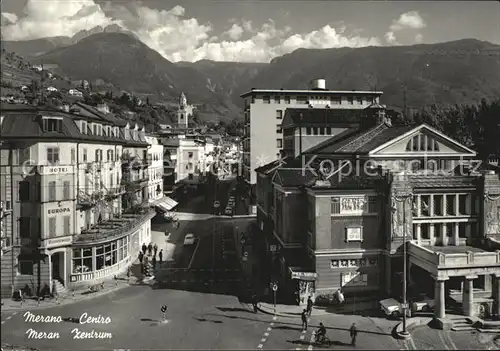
[71, 255, 131, 282]
[437, 250, 500, 266]
[75, 209, 155, 243]
[408, 241, 439, 264]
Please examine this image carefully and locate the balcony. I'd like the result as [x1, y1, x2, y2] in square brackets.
[121, 154, 145, 170]
[75, 208, 155, 244]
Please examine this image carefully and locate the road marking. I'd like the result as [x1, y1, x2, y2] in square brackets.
[261, 338, 266, 342]
[300, 335, 305, 340]
[438, 331, 451, 350]
[308, 331, 315, 351]
[267, 327, 272, 331]
[270, 322, 275, 326]
[264, 333, 269, 337]
[443, 331, 458, 350]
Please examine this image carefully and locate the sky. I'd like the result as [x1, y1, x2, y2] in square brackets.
[1, 0, 499, 63]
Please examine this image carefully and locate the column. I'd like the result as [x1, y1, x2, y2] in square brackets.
[429, 194, 435, 217]
[494, 274, 500, 318]
[441, 224, 447, 246]
[442, 194, 447, 216]
[48, 254, 53, 293]
[430, 224, 435, 245]
[465, 224, 471, 243]
[416, 224, 422, 244]
[454, 223, 460, 246]
[434, 277, 448, 319]
[485, 274, 492, 293]
[462, 275, 476, 317]
[455, 194, 459, 216]
[416, 195, 421, 217]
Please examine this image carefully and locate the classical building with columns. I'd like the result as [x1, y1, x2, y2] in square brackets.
[255, 104, 500, 320]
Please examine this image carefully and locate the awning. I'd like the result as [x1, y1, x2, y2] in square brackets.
[152, 197, 178, 212]
[289, 267, 317, 281]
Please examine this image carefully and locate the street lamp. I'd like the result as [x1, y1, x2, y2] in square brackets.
[391, 188, 413, 338]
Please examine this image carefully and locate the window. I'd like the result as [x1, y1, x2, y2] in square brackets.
[459, 195, 468, 215]
[118, 236, 129, 262]
[72, 248, 93, 273]
[251, 96, 255, 104]
[95, 150, 100, 162]
[331, 197, 340, 214]
[296, 96, 307, 104]
[96, 242, 118, 271]
[446, 223, 454, 237]
[459, 222, 467, 238]
[446, 195, 455, 216]
[406, 135, 440, 152]
[19, 217, 30, 238]
[284, 96, 290, 104]
[188, 152, 193, 158]
[306, 127, 311, 135]
[82, 148, 87, 162]
[276, 125, 282, 133]
[19, 181, 30, 201]
[421, 223, 430, 239]
[274, 96, 280, 103]
[19, 261, 34, 275]
[434, 195, 443, 216]
[71, 148, 75, 164]
[63, 181, 70, 199]
[319, 127, 325, 135]
[47, 147, 60, 164]
[48, 181, 56, 201]
[330, 96, 341, 105]
[341, 272, 368, 287]
[263, 96, 270, 104]
[420, 195, 430, 216]
[367, 196, 377, 213]
[81, 121, 87, 134]
[92, 124, 97, 135]
[345, 226, 363, 242]
[276, 110, 283, 119]
[276, 139, 283, 148]
[42, 118, 63, 132]
[48, 217, 56, 237]
[63, 216, 70, 235]
[313, 127, 318, 135]
[347, 96, 354, 105]
[19, 147, 30, 164]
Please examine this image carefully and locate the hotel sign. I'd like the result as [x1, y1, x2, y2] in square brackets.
[38, 166, 73, 175]
[40, 236, 72, 248]
[47, 207, 71, 215]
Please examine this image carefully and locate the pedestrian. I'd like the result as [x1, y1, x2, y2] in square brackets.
[301, 309, 308, 331]
[152, 255, 156, 269]
[350, 323, 358, 346]
[142, 243, 147, 254]
[307, 295, 313, 316]
[153, 243, 158, 256]
[252, 294, 258, 313]
[294, 291, 300, 306]
[148, 243, 153, 256]
[138, 251, 144, 263]
[159, 249, 163, 264]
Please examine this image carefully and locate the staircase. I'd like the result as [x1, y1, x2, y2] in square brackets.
[52, 279, 68, 296]
[450, 317, 476, 332]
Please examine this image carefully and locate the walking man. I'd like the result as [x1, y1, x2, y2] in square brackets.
[159, 249, 163, 264]
[306, 295, 313, 316]
[142, 243, 147, 255]
[147, 243, 153, 256]
[138, 251, 144, 264]
[301, 309, 308, 331]
[350, 322, 358, 347]
[252, 294, 258, 313]
[153, 243, 158, 257]
[152, 255, 156, 270]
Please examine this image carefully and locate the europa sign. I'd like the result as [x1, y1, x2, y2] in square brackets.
[47, 207, 71, 215]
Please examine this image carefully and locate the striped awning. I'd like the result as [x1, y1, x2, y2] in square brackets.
[152, 197, 178, 212]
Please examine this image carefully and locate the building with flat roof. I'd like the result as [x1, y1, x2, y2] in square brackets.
[240, 79, 383, 214]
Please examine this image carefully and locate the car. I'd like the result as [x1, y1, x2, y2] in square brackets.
[379, 298, 411, 318]
[225, 207, 233, 216]
[411, 294, 435, 312]
[213, 200, 220, 208]
[183, 233, 196, 245]
[229, 196, 235, 202]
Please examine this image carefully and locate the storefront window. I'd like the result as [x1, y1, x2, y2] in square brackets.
[72, 248, 93, 273]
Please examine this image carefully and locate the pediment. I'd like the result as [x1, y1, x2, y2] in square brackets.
[369, 124, 476, 157]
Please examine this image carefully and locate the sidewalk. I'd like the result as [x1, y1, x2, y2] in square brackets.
[257, 300, 380, 318]
[1, 272, 134, 312]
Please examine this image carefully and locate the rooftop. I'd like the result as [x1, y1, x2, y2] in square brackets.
[240, 89, 384, 98]
[282, 108, 364, 127]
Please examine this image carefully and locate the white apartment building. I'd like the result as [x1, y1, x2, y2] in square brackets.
[145, 135, 164, 202]
[0, 104, 154, 298]
[240, 78, 383, 213]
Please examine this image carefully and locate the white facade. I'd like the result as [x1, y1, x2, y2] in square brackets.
[241, 84, 383, 185]
[145, 135, 164, 201]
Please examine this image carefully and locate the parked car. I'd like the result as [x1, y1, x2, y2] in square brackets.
[379, 298, 412, 318]
[183, 233, 196, 245]
[213, 200, 220, 208]
[225, 207, 233, 216]
[411, 294, 435, 312]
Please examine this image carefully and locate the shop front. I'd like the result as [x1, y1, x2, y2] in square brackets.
[289, 268, 318, 306]
[69, 234, 131, 287]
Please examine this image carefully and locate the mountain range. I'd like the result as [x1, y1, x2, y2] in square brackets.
[2, 31, 500, 121]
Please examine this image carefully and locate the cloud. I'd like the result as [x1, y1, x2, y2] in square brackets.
[1, 12, 18, 25]
[389, 11, 426, 31]
[385, 11, 426, 45]
[415, 33, 423, 43]
[223, 23, 244, 40]
[1, 1, 382, 62]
